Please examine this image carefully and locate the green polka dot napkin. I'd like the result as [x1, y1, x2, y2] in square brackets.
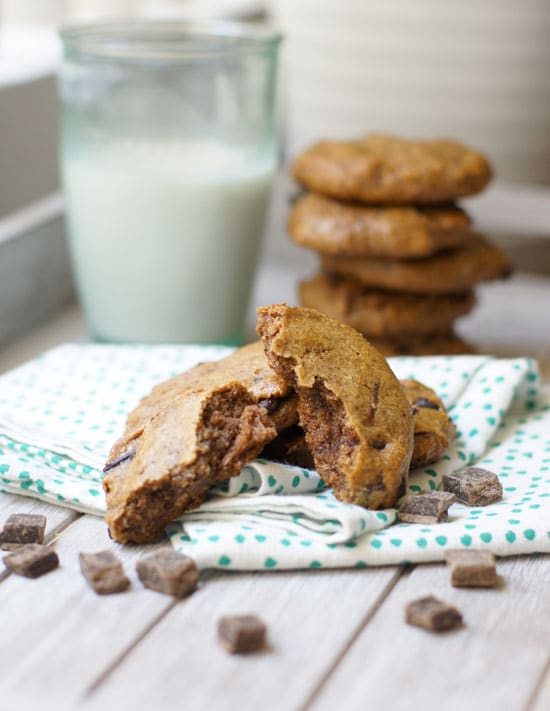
[0, 345, 549, 570]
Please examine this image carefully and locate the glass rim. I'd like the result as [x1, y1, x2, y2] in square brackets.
[60, 20, 283, 61]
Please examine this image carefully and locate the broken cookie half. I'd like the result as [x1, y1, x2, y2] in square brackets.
[257, 304, 414, 509]
[104, 342, 292, 544]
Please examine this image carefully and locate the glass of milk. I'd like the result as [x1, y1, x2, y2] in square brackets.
[59, 22, 282, 344]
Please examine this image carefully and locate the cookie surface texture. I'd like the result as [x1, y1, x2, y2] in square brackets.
[292, 134, 492, 204]
[257, 304, 413, 509]
[300, 274, 476, 337]
[321, 235, 511, 294]
[289, 193, 473, 259]
[104, 342, 287, 544]
[401, 379, 457, 469]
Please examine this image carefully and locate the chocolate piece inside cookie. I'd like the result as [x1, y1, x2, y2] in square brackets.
[400, 379, 457, 469]
[257, 304, 413, 509]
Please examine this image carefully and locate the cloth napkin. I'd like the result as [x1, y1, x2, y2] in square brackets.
[0, 344, 548, 570]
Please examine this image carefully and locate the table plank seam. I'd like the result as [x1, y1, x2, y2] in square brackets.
[524, 648, 550, 711]
[298, 565, 411, 711]
[82, 569, 218, 700]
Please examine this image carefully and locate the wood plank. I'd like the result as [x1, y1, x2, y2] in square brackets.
[309, 555, 550, 711]
[84, 565, 402, 711]
[529, 655, 550, 710]
[0, 512, 173, 709]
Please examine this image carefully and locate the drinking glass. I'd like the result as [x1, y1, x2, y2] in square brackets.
[59, 21, 281, 343]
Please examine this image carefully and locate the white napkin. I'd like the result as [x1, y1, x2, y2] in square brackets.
[0, 345, 548, 570]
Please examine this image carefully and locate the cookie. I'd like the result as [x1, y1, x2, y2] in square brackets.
[400, 379, 457, 470]
[125, 341, 290, 437]
[321, 234, 511, 294]
[292, 134, 492, 204]
[300, 274, 476, 338]
[261, 426, 315, 470]
[289, 193, 473, 259]
[264, 380, 455, 473]
[368, 334, 475, 357]
[257, 304, 413, 509]
[104, 342, 296, 544]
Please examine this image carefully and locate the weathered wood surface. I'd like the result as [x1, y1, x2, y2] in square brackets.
[0, 267, 549, 711]
[310, 556, 550, 711]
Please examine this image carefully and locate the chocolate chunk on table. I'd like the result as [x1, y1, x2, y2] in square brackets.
[136, 550, 199, 596]
[218, 614, 267, 654]
[397, 491, 455, 524]
[0, 513, 46, 550]
[79, 550, 130, 595]
[3, 544, 59, 578]
[442, 466, 503, 506]
[445, 549, 497, 588]
[405, 595, 463, 632]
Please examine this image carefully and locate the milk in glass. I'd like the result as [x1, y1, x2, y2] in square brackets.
[64, 140, 274, 343]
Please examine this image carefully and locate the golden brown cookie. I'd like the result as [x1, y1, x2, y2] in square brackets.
[289, 193, 473, 259]
[104, 342, 295, 544]
[321, 235, 511, 294]
[300, 274, 476, 338]
[368, 334, 475, 357]
[400, 379, 457, 469]
[292, 134, 492, 204]
[265, 379, 456, 473]
[257, 304, 413, 509]
[125, 341, 290, 437]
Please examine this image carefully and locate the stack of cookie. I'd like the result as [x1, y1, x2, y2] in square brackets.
[289, 134, 511, 355]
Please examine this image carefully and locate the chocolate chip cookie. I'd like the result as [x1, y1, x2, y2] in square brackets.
[300, 274, 476, 337]
[292, 134, 492, 204]
[257, 304, 413, 509]
[289, 193, 473, 259]
[104, 342, 297, 544]
[263, 380, 455, 473]
[321, 234, 511, 294]
[400, 379, 457, 469]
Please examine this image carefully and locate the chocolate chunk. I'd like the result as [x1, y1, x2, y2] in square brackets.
[442, 467, 503, 506]
[444, 549, 497, 588]
[136, 550, 199, 596]
[218, 614, 267, 654]
[3, 544, 59, 578]
[405, 595, 463, 632]
[0, 513, 46, 550]
[397, 491, 455, 524]
[103, 450, 135, 473]
[79, 550, 130, 595]
[414, 397, 441, 410]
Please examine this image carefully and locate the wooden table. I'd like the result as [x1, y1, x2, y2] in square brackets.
[1, 268, 550, 711]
